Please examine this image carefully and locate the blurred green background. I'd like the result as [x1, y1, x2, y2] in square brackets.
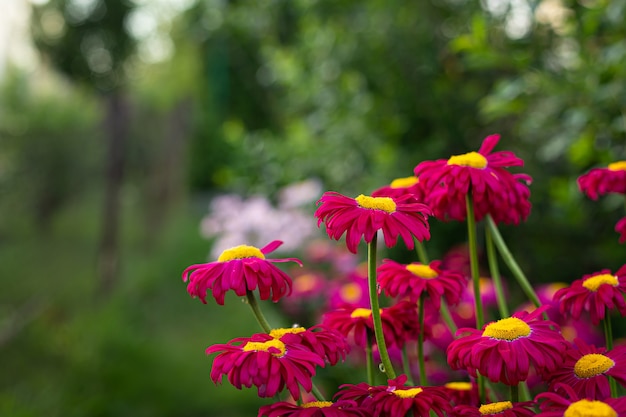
[1, 0, 626, 415]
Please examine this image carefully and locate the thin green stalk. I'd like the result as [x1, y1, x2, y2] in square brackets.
[440, 301, 458, 335]
[402, 346, 414, 386]
[486, 225, 509, 318]
[510, 384, 519, 403]
[465, 192, 486, 404]
[418, 292, 427, 386]
[367, 236, 397, 379]
[415, 239, 430, 264]
[246, 290, 272, 333]
[366, 332, 375, 386]
[485, 215, 542, 309]
[604, 311, 618, 397]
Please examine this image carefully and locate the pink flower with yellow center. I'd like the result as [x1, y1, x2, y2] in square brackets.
[372, 175, 425, 201]
[578, 161, 626, 200]
[413, 134, 532, 224]
[536, 383, 626, 417]
[336, 375, 452, 417]
[545, 338, 626, 400]
[442, 381, 481, 407]
[206, 332, 325, 400]
[615, 217, 626, 244]
[322, 301, 422, 350]
[553, 266, 626, 325]
[182, 240, 302, 305]
[271, 325, 350, 366]
[446, 305, 568, 385]
[377, 259, 467, 309]
[451, 401, 536, 417]
[258, 400, 371, 417]
[314, 192, 431, 254]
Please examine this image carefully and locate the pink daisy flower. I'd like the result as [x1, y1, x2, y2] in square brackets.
[372, 175, 425, 201]
[270, 326, 350, 366]
[615, 217, 626, 244]
[545, 338, 626, 400]
[322, 301, 421, 350]
[442, 381, 481, 407]
[536, 383, 626, 417]
[553, 266, 626, 325]
[377, 259, 467, 309]
[451, 401, 535, 417]
[578, 161, 626, 200]
[413, 134, 532, 224]
[336, 374, 452, 417]
[206, 332, 325, 400]
[182, 240, 302, 305]
[258, 400, 371, 417]
[446, 305, 568, 385]
[314, 192, 431, 254]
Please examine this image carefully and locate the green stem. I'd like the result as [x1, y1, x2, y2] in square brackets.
[485, 215, 542, 309]
[402, 346, 414, 386]
[415, 239, 430, 264]
[246, 290, 272, 333]
[366, 332, 375, 386]
[367, 236, 397, 379]
[311, 384, 325, 401]
[465, 193, 486, 404]
[604, 311, 618, 397]
[510, 384, 519, 403]
[418, 293, 427, 386]
[519, 381, 531, 402]
[439, 301, 458, 335]
[486, 225, 509, 318]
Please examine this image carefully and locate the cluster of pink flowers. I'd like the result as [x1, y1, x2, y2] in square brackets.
[180, 134, 626, 417]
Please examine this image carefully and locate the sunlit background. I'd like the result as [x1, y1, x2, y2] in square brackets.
[1, 0, 625, 416]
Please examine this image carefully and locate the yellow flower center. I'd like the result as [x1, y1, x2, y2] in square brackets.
[355, 194, 396, 213]
[608, 161, 626, 172]
[574, 354, 615, 378]
[242, 339, 286, 357]
[479, 402, 513, 415]
[350, 308, 374, 319]
[483, 317, 531, 341]
[302, 401, 333, 408]
[564, 400, 617, 417]
[340, 283, 362, 303]
[406, 264, 439, 279]
[582, 274, 618, 292]
[293, 274, 317, 292]
[269, 327, 306, 339]
[390, 176, 419, 189]
[445, 382, 473, 391]
[392, 387, 423, 398]
[217, 245, 265, 262]
[447, 151, 488, 168]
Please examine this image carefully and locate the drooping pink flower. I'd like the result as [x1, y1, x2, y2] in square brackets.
[447, 305, 568, 385]
[536, 383, 626, 417]
[206, 332, 325, 400]
[451, 401, 535, 417]
[544, 338, 626, 400]
[336, 374, 452, 417]
[372, 175, 425, 201]
[258, 400, 372, 417]
[315, 192, 431, 254]
[377, 259, 467, 309]
[578, 161, 626, 200]
[413, 134, 532, 224]
[182, 240, 301, 305]
[553, 265, 626, 325]
[269, 326, 350, 366]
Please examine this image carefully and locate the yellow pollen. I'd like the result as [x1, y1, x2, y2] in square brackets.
[574, 354, 615, 378]
[445, 382, 473, 391]
[217, 245, 265, 262]
[350, 308, 373, 319]
[608, 161, 626, 172]
[340, 283, 362, 303]
[242, 339, 286, 357]
[355, 194, 396, 213]
[269, 327, 306, 339]
[390, 176, 419, 189]
[406, 264, 439, 279]
[564, 400, 617, 417]
[483, 317, 531, 341]
[447, 151, 488, 168]
[582, 274, 618, 292]
[302, 401, 333, 408]
[294, 274, 317, 293]
[479, 402, 513, 415]
[392, 387, 423, 398]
